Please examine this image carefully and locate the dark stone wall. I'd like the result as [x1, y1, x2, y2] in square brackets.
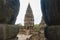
[45, 25, 60, 40]
[0, 24, 19, 40]
[0, 0, 20, 24]
[41, 0, 60, 25]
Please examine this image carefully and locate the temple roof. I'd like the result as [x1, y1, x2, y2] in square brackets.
[25, 3, 34, 18]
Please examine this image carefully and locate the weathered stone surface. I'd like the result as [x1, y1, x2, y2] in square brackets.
[45, 25, 60, 40]
[0, 0, 20, 24]
[24, 4, 34, 29]
[0, 24, 19, 40]
[8, 37, 18, 40]
[41, 0, 60, 25]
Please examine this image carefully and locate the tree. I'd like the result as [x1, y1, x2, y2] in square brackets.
[34, 24, 40, 29]
[16, 23, 23, 28]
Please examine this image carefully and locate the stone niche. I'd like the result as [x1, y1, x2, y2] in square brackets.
[0, 24, 19, 40]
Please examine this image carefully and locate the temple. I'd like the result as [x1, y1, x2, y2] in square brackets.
[24, 4, 34, 29]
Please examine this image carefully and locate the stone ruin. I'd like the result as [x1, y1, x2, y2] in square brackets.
[24, 4, 34, 29]
[41, 0, 60, 40]
[39, 17, 46, 40]
[0, 0, 20, 40]
[18, 28, 41, 40]
[0, 24, 19, 40]
[18, 4, 41, 40]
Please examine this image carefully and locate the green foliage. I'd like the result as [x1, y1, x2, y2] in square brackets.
[34, 24, 40, 29]
[17, 23, 22, 26]
[16, 23, 23, 28]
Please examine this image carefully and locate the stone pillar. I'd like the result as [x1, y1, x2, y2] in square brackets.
[0, 24, 19, 40]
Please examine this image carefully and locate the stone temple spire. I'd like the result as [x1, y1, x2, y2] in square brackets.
[24, 3, 34, 29]
[26, 3, 32, 13]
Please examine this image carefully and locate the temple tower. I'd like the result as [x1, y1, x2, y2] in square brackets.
[39, 17, 46, 40]
[39, 17, 46, 32]
[24, 4, 34, 29]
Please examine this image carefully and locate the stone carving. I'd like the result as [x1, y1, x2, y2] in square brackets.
[0, 0, 20, 24]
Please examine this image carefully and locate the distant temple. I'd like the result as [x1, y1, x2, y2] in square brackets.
[24, 4, 34, 29]
[39, 17, 46, 40]
[40, 17, 46, 28]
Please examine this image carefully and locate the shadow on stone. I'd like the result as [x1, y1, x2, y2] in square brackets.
[0, 24, 19, 40]
[45, 25, 60, 40]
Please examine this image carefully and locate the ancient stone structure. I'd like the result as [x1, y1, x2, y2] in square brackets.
[41, 0, 60, 40]
[17, 34, 32, 40]
[29, 29, 41, 40]
[18, 3, 47, 40]
[41, 0, 60, 25]
[44, 25, 60, 40]
[0, 24, 19, 40]
[40, 17, 46, 33]
[18, 28, 41, 40]
[0, 0, 20, 24]
[39, 17, 46, 40]
[0, 0, 20, 40]
[24, 4, 34, 29]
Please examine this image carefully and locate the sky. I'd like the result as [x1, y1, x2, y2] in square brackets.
[15, 0, 42, 25]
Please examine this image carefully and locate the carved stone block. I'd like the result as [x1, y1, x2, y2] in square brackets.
[45, 25, 60, 40]
[0, 24, 19, 40]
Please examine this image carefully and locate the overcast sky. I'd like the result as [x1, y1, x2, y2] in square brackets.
[15, 0, 42, 25]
